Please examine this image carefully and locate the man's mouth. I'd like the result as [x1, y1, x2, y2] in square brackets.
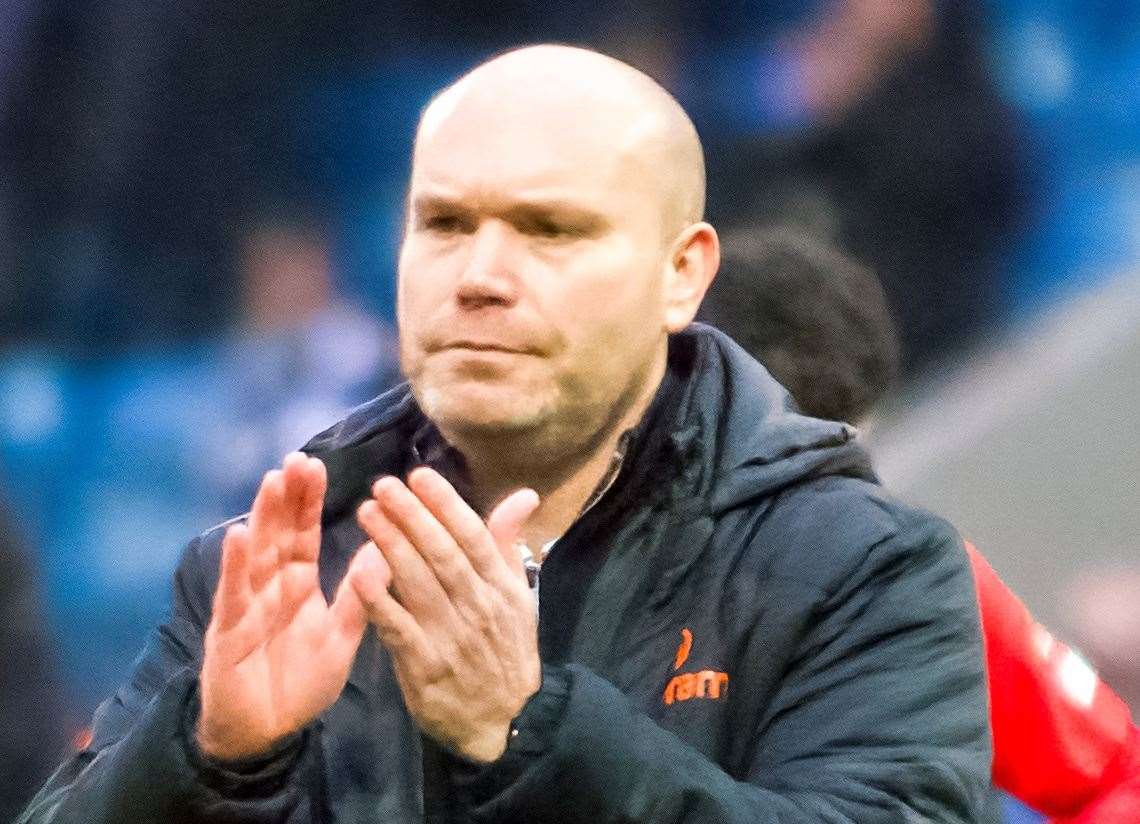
[438, 340, 536, 355]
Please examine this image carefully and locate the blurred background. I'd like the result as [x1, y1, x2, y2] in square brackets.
[0, 1, 1137, 820]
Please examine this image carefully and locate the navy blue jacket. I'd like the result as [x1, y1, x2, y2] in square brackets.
[20, 325, 990, 822]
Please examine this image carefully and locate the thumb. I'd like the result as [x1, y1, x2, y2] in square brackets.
[486, 489, 540, 576]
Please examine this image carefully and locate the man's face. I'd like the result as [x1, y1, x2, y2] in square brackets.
[397, 91, 673, 442]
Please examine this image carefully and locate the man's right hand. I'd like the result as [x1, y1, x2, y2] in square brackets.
[196, 452, 374, 761]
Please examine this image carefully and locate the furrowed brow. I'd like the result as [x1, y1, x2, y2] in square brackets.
[411, 194, 473, 218]
[499, 202, 610, 234]
[411, 192, 609, 235]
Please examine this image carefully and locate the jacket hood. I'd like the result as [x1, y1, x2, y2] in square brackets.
[660, 324, 876, 515]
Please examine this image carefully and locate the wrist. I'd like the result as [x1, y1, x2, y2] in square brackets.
[194, 713, 298, 765]
[451, 665, 573, 808]
[452, 669, 545, 763]
[455, 721, 513, 763]
[194, 717, 247, 762]
[183, 682, 309, 794]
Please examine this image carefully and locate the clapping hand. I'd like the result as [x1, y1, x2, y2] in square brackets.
[196, 452, 382, 761]
[353, 467, 541, 762]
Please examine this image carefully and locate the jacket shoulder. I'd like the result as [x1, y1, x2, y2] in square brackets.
[165, 516, 241, 632]
[170, 387, 420, 619]
[301, 382, 417, 454]
[752, 476, 964, 597]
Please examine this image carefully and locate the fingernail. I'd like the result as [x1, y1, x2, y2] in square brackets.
[407, 466, 435, 485]
[372, 476, 397, 497]
[357, 499, 377, 522]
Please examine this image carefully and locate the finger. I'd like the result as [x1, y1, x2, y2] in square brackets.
[326, 548, 377, 660]
[405, 468, 504, 582]
[280, 451, 310, 520]
[247, 469, 285, 592]
[277, 453, 313, 557]
[299, 456, 328, 532]
[212, 523, 253, 632]
[349, 545, 432, 662]
[368, 595, 434, 675]
[344, 542, 391, 609]
[246, 467, 283, 547]
[356, 497, 451, 619]
[486, 488, 541, 578]
[373, 475, 480, 600]
[282, 454, 327, 564]
[275, 554, 321, 630]
[272, 457, 327, 617]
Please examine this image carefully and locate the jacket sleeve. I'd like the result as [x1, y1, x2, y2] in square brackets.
[16, 529, 323, 824]
[461, 513, 992, 823]
[1052, 726, 1140, 824]
[967, 543, 1136, 816]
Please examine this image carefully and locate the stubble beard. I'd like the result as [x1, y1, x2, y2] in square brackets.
[415, 377, 557, 439]
[408, 355, 566, 447]
[411, 365, 622, 488]
[405, 339, 665, 487]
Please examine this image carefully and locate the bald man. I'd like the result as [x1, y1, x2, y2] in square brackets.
[20, 46, 990, 823]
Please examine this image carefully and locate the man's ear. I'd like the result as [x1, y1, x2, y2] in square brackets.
[663, 222, 720, 333]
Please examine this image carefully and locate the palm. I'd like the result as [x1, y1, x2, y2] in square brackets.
[198, 453, 369, 761]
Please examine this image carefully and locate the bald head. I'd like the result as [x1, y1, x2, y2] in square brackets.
[415, 45, 706, 232]
[397, 45, 719, 461]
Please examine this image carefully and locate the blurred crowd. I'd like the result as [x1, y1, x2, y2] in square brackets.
[1, 1, 1139, 820]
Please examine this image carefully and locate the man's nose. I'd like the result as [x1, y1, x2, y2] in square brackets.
[456, 220, 518, 308]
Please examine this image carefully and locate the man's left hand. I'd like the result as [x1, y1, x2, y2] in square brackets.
[353, 467, 541, 762]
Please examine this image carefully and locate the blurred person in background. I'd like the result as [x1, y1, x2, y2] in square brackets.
[0, 494, 72, 822]
[0, 204, 402, 718]
[697, 227, 899, 425]
[195, 210, 402, 514]
[698, 227, 1140, 823]
[643, 0, 1033, 375]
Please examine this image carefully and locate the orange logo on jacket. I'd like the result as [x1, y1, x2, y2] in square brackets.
[663, 628, 729, 705]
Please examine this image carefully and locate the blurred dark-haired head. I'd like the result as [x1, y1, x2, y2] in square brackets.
[697, 228, 900, 423]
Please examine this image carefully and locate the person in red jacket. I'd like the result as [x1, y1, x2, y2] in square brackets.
[697, 227, 1140, 822]
[968, 546, 1140, 822]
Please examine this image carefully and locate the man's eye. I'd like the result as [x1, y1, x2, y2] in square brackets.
[423, 215, 467, 233]
[530, 220, 579, 239]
